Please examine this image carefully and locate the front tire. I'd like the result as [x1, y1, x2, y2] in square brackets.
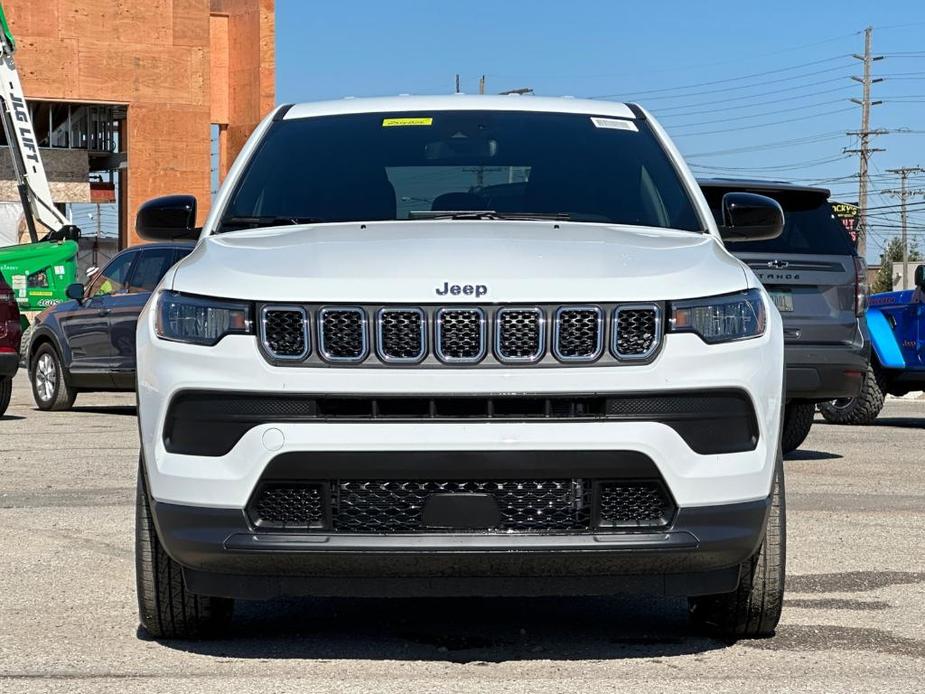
[689, 457, 786, 639]
[818, 362, 885, 425]
[30, 344, 76, 411]
[136, 461, 234, 639]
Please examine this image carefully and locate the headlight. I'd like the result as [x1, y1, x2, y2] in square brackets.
[669, 289, 766, 344]
[155, 291, 253, 346]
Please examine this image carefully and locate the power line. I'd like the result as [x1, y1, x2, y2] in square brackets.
[685, 131, 848, 158]
[660, 98, 857, 128]
[650, 82, 855, 117]
[591, 61, 853, 101]
[672, 106, 856, 137]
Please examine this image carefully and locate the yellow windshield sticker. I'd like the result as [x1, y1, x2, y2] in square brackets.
[382, 117, 433, 127]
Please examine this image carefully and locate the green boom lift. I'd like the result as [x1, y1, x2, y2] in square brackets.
[0, 3, 81, 334]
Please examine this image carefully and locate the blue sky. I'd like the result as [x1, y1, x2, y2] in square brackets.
[276, 0, 925, 261]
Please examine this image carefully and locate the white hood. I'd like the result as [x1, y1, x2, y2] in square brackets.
[172, 220, 748, 303]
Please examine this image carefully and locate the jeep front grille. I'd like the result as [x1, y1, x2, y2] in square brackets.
[318, 307, 368, 362]
[257, 303, 664, 366]
[377, 308, 426, 363]
[246, 478, 676, 533]
[496, 307, 544, 362]
[435, 308, 486, 363]
[613, 305, 660, 359]
[261, 306, 309, 359]
[554, 306, 603, 361]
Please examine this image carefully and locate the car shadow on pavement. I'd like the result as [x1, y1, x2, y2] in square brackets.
[870, 417, 925, 430]
[148, 595, 733, 661]
[784, 449, 841, 461]
[0, 414, 25, 421]
[68, 405, 137, 417]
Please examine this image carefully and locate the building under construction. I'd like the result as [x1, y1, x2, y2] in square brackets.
[1, 0, 275, 249]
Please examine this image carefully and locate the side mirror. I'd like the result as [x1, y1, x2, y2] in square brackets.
[915, 264, 925, 290]
[718, 192, 785, 242]
[136, 195, 199, 241]
[66, 282, 85, 302]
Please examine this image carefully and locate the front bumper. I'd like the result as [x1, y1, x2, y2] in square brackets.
[151, 491, 768, 599]
[785, 342, 869, 401]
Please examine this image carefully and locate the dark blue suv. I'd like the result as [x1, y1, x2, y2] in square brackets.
[26, 242, 192, 410]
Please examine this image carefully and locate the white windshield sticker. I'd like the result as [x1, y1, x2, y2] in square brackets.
[591, 117, 638, 132]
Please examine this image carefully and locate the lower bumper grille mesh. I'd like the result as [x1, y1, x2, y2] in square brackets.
[247, 479, 675, 533]
[597, 482, 675, 528]
[250, 483, 325, 529]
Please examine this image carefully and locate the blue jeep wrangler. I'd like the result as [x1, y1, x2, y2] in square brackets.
[820, 265, 925, 424]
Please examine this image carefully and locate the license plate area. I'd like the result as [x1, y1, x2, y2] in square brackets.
[770, 290, 794, 312]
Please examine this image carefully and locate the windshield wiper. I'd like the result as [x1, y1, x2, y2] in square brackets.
[409, 210, 574, 221]
[218, 215, 325, 232]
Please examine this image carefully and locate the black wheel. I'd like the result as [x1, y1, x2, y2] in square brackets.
[818, 362, 885, 425]
[689, 457, 786, 639]
[0, 376, 11, 417]
[780, 401, 814, 454]
[30, 343, 76, 411]
[136, 460, 233, 639]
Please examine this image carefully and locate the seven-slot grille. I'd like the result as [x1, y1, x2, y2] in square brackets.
[247, 479, 676, 533]
[377, 308, 426, 362]
[613, 305, 660, 359]
[260, 307, 309, 359]
[435, 308, 486, 363]
[259, 304, 662, 364]
[554, 307, 603, 361]
[318, 308, 367, 362]
[496, 307, 544, 362]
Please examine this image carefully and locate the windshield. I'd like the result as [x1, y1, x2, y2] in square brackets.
[702, 187, 857, 255]
[219, 110, 703, 232]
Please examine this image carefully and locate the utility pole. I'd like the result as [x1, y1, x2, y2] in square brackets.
[455, 74, 460, 94]
[884, 166, 925, 289]
[845, 26, 884, 258]
[479, 75, 485, 95]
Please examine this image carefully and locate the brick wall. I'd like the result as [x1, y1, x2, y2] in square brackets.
[4, 0, 275, 246]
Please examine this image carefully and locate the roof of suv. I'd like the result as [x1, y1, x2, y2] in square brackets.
[282, 95, 638, 121]
[697, 177, 831, 198]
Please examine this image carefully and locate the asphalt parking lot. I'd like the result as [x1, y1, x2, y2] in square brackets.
[1, 372, 923, 693]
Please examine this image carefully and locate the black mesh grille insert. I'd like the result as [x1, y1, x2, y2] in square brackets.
[379, 309, 425, 361]
[333, 479, 591, 533]
[497, 308, 543, 361]
[555, 307, 602, 360]
[262, 308, 308, 358]
[614, 307, 658, 358]
[597, 481, 674, 528]
[246, 479, 678, 533]
[436, 309, 484, 361]
[319, 309, 366, 361]
[250, 483, 325, 529]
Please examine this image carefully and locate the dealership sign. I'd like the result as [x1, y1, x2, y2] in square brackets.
[831, 202, 860, 245]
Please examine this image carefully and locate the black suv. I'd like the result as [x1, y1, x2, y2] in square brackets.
[26, 242, 192, 410]
[699, 179, 869, 452]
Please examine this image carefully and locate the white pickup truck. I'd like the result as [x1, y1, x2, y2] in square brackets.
[133, 95, 786, 639]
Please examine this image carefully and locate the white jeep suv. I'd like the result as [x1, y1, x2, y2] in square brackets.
[134, 96, 786, 639]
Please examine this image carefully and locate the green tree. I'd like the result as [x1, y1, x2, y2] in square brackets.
[872, 236, 922, 293]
